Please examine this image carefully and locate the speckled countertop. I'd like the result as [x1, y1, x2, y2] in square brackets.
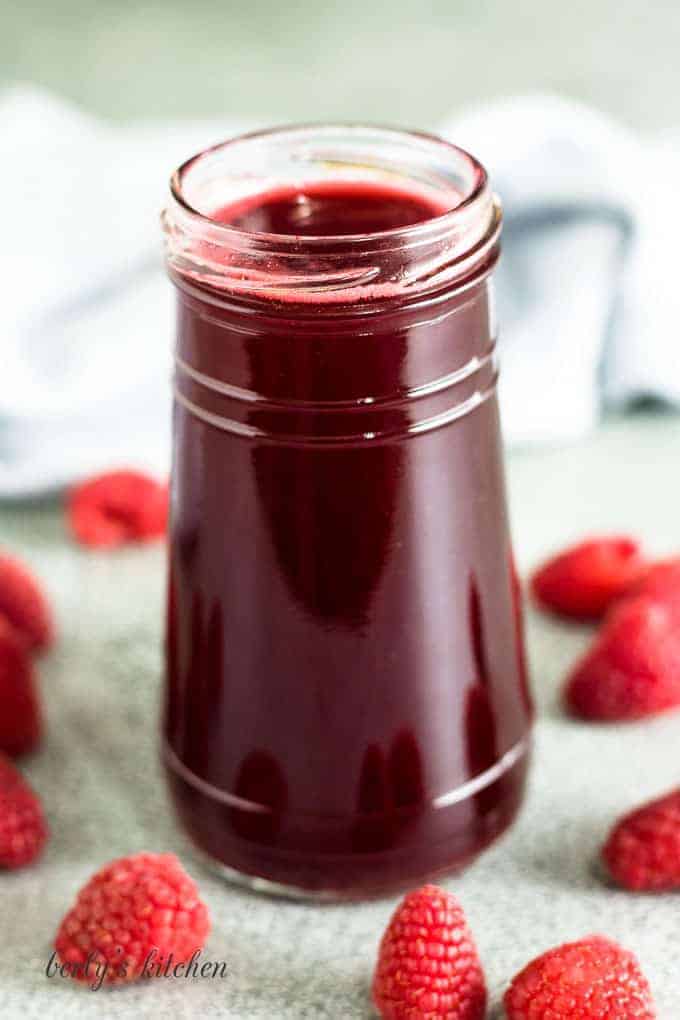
[1, 411, 679, 1018]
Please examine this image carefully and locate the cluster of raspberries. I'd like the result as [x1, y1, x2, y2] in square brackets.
[0, 469, 168, 763]
[531, 535, 680, 721]
[372, 884, 657, 1020]
[0, 472, 211, 988]
[0, 471, 207, 988]
[1, 492, 678, 1015]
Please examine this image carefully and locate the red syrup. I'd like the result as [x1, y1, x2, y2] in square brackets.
[163, 169, 533, 897]
[222, 179, 450, 235]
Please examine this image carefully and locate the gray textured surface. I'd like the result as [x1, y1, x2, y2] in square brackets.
[1, 411, 679, 1018]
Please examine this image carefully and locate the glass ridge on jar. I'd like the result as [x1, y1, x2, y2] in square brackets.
[162, 125, 533, 899]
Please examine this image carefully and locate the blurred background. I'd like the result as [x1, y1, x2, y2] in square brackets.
[2, 0, 680, 497]
[3, 0, 680, 128]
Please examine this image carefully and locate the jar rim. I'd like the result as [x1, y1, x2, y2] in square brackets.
[168, 123, 490, 249]
[163, 124, 500, 303]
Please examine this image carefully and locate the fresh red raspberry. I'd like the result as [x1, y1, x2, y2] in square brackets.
[372, 884, 486, 1020]
[504, 935, 656, 1020]
[0, 617, 42, 756]
[623, 557, 680, 611]
[603, 787, 680, 891]
[0, 553, 54, 652]
[55, 852, 210, 986]
[67, 470, 168, 548]
[565, 595, 680, 720]
[0, 752, 49, 868]
[531, 536, 644, 620]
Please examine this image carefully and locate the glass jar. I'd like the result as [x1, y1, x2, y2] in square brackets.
[162, 125, 532, 899]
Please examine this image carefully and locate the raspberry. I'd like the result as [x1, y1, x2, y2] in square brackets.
[0, 752, 49, 868]
[372, 884, 486, 1020]
[531, 536, 644, 621]
[504, 935, 656, 1020]
[67, 470, 168, 548]
[565, 596, 680, 721]
[0, 617, 42, 756]
[623, 557, 680, 611]
[603, 787, 680, 891]
[55, 852, 210, 986]
[0, 553, 54, 652]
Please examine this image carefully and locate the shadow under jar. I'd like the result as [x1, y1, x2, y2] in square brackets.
[162, 125, 533, 899]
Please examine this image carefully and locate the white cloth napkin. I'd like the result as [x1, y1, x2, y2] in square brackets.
[446, 95, 680, 443]
[2, 86, 679, 497]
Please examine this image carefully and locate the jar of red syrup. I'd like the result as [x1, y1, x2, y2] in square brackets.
[162, 126, 532, 899]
